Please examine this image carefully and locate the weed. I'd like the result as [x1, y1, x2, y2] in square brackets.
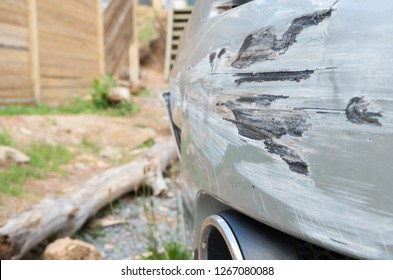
[142, 197, 192, 260]
[27, 142, 74, 172]
[137, 138, 155, 149]
[0, 98, 95, 116]
[81, 136, 100, 154]
[138, 15, 157, 44]
[138, 88, 151, 97]
[89, 75, 117, 110]
[0, 166, 27, 196]
[110, 101, 139, 117]
[0, 142, 74, 196]
[0, 76, 139, 117]
[134, 123, 147, 128]
[0, 128, 13, 146]
[142, 240, 192, 260]
[73, 223, 107, 240]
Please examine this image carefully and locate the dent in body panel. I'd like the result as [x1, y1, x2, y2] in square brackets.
[174, 0, 393, 259]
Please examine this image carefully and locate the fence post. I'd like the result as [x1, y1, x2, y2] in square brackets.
[27, 0, 41, 104]
[129, 0, 140, 87]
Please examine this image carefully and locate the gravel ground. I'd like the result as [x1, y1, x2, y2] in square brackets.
[74, 178, 188, 260]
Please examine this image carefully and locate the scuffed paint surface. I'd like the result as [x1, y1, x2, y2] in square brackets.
[170, 0, 393, 259]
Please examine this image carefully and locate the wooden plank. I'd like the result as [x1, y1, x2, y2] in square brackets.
[172, 30, 184, 38]
[37, 22, 97, 42]
[173, 22, 187, 29]
[0, 75, 31, 89]
[173, 13, 192, 21]
[0, 9, 27, 26]
[39, 34, 97, 59]
[27, 0, 41, 103]
[104, 0, 133, 77]
[0, 22, 28, 48]
[39, 64, 98, 78]
[36, 11, 97, 35]
[0, 89, 32, 100]
[36, 0, 97, 25]
[39, 54, 98, 68]
[40, 87, 92, 104]
[103, 0, 123, 31]
[37, 48, 98, 61]
[40, 76, 92, 88]
[104, 0, 132, 50]
[0, 0, 26, 11]
[0, 48, 30, 75]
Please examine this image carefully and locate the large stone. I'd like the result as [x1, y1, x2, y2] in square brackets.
[0, 146, 30, 168]
[107, 86, 131, 105]
[43, 237, 101, 260]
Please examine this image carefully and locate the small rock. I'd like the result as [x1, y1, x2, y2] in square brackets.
[104, 244, 114, 250]
[20, 127, 33, 136]
[100, 146, 121, 159]
[107, 87, 131, 105]
[43, 237, 101, 260]
[0, 146, 30, 167]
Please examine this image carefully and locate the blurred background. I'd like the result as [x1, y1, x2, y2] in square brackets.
[0, 0, 194, 260]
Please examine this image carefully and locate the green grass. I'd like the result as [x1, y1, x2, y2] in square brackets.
[27, 142, 74, 172]
[142, 241, 192, 260]
[0, 97, 139, 117]
[141, 197, 192, 260]
[0, 74, 140, 117]
[0, 165, 39, 196]
[137, 138, 155, 149]
[81, 136, 100, 154]
[0, 141, 74, 196]
[138, 15, 156, 44]
[138, 88, 151, 97]
[0, 129, 13, 146]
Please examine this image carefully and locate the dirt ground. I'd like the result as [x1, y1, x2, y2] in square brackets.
[0, 68, 170, 225]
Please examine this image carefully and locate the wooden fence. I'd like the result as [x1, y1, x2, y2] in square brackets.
[0, 0, 138, 105]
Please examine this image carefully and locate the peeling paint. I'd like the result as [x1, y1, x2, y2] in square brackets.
[224, 95, 310, 175]
[232, 8, 333, 68]
[346, 97, 382, 126]
[209, 52, 217, 69]
[218, 48, 227, 58]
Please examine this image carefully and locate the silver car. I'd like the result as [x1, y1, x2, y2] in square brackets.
[164, 0, 393, 259]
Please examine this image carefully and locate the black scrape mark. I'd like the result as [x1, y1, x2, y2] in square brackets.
[218, 48, 227, 58]
[346, 97, 382, 126]
[209, 52, 217, 68]
[236, 94, 289, 105]
[234, 70, 315, 85]
[264, 140, 309, 175]
[232, 8, 333, 68]
[224, 95, 310, 175]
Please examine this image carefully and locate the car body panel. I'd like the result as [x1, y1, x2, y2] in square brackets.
[169, 0, 393, 259]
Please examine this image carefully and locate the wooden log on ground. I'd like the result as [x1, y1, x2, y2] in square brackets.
[0, 138, 177, 260]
